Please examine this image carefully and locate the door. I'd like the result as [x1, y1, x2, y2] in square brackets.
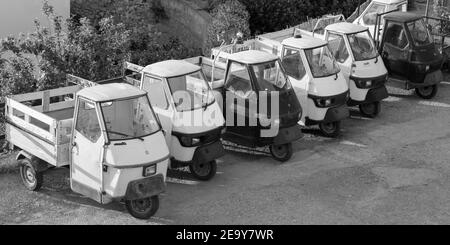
[71, 98, 104, 202]
[141, 75, 174, 145]
[327, 32, 352, 83]
[281, 46, 309, 122]
[223, 61, 258, 144]
[381, 22, 410, 76]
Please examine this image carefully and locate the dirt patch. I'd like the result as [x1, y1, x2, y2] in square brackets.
[372, 167, 441, 189]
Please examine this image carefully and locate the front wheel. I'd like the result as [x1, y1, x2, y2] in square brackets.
[19, 158, 43, 191]
[189, 160, 217, 181]
[319, 121, 341, 138]
[125, 196, 159, 220]
[359, 101, 381, 118]
[415, 85, 438, 99]
[270, 143, 293, 162]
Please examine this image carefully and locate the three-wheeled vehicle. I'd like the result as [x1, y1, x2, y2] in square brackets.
[318, 22, 389, 117]
[376, 11, 443, 99]
[210, 32, 349, 137]
[70, 61, 226, 181]
[5, 83, 169, 219]
[188, 50, 303, 162]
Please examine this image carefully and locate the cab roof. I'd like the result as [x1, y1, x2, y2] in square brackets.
[227, 50, 278, 64]
[326, 22, 368, 34]
[282, 35, 327, 50]
[384, 12, 422, 23]
[143, 60, 201, 78]
[78, 83, 146, 102]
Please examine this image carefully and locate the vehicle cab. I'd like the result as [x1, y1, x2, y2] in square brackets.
[325, 22, 388, 117]
[218, 50, 303, 161]
[137, 60, 226, 180]
[379, 12, 443, 99]
[353, 0, 408, 37]
[280, 35, 350, 136]
[72, 83, 169, 219]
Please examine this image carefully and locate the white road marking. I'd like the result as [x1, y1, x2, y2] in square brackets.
[384, 96, 403, 102]
[418, 101, 450, 108]
[350, 115, 373, 121]
[166, 177, 199, 185]
[216, 171, 224, 175]
[216, 159, 224, 164]
[340, 140, 368, 148]
[441, 81, 450, 85]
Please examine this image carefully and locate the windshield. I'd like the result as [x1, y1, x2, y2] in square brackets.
[348, 30, 378, 61]
[250, 60, 292, 92]
[305, 45, 341, 78]
[167, 71, 215, 112]
[407, 19, 432, 46]
[101, 95, 160, 141]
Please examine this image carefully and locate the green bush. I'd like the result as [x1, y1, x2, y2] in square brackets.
[204, 0, 251, 55]
[239, 0, 362, 35]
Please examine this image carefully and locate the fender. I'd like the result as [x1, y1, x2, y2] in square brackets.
[16, 151, 49, 172]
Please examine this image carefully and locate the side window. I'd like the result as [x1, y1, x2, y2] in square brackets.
[142, 76, 169, 109]
[282, 47, 306, 80]
[327, 33, 349, 63]
[363, 3, 386, 25]
[384, 23, 408, 49]
[75, 100, 101, 143]
[225, 62, 253, 98]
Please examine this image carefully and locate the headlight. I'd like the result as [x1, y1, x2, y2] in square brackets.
[316, 98, 334, 107]
[143, 164, 157, 177]
[353, 79, 372, 89]
[180, 136, 192, 146]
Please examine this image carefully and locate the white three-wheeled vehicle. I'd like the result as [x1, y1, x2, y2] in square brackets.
[5, 83, 169, 219]
[110, 61, 226, 181]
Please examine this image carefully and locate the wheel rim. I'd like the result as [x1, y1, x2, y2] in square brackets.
[130, 198, 152, 214]
[192, 162, 211, 177]
[419, 86, 433, 96]
[321, 123, 336, 134]
[22, 166, 36, 186]
[271, 144, 288, 158]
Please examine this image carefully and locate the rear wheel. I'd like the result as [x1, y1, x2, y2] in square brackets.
[319, 121, 341, 138]
[359, 101, 381, 118]
[189, 160, 217, 181]
[415, 85, 438, 99]
[125, 196, 159, 220]
[19, 158, 43, 191]
[270, 143, 293, 162]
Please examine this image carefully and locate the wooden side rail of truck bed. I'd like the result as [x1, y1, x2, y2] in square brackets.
[5, 85, 81, 166]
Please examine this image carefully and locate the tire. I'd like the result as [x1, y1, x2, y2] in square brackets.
[270, 143, 293, 162]
[189, 160, 217, 181]
[319, 121, 341, 138]
[19, 158, 43, 191]
[415, 85, 438, 99]
[359, 101, 381, 118]
[125, 196, 159, 220]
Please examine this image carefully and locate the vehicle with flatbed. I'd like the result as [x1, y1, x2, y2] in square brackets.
[5, 83, 169, 219]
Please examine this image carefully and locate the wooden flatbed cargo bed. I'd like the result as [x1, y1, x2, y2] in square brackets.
[5, 85, 82, 167]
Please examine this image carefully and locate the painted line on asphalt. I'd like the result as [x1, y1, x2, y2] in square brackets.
[166, 177, 200, 185]
[418, 101, 450, 108]
[350, 115, 373, 121]
[340, 140, 368, 148]
[441, 81, 450, 85]
[384, 96, 403, 102]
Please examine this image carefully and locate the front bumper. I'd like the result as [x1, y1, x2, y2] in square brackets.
[273, 124, 303, 145]
[348, 86, 388, 106]
[306, 104, 349, 125]
[171, 140, 225, 168]
[125, 174, 165, 200]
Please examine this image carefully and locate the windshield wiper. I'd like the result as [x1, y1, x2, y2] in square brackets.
[108, 130, 144, 141]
